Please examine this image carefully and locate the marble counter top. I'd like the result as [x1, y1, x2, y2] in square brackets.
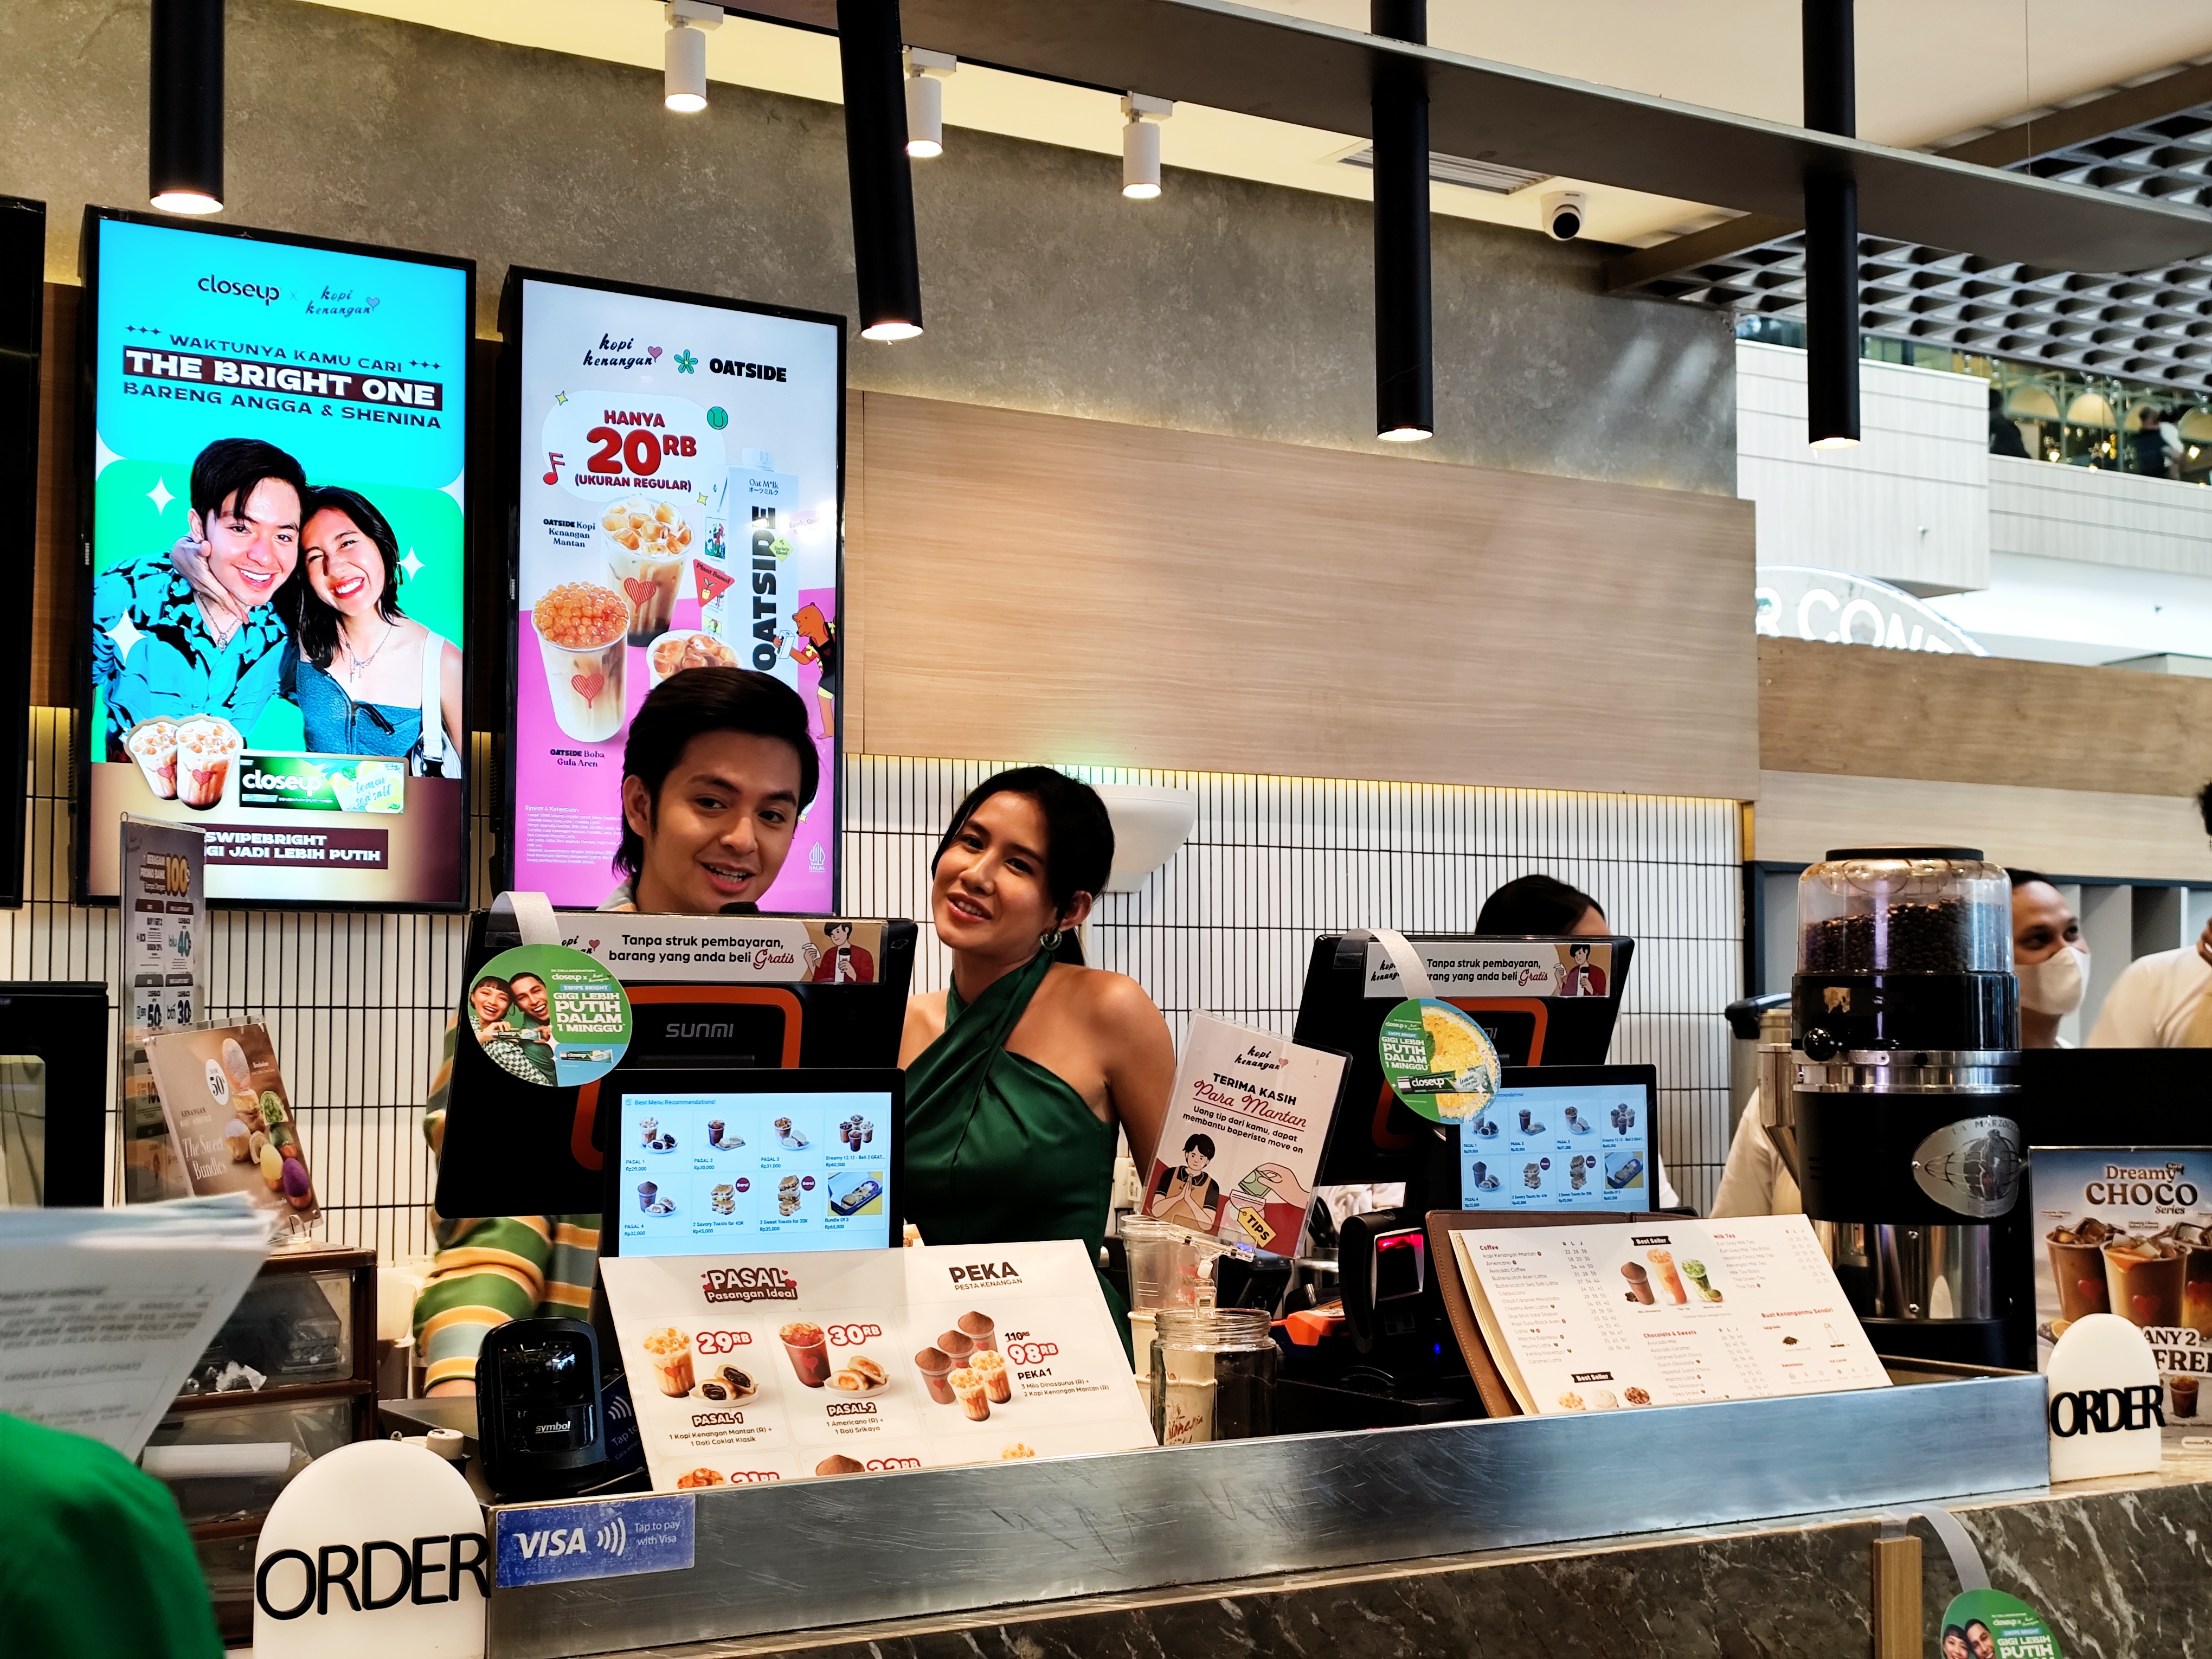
[610, 1451, 2212, 1658]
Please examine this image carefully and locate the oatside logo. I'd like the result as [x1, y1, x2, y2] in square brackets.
[201, 274, 281, 306]
[701, 1264, 796, 1304]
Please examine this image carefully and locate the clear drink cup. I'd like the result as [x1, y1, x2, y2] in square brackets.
[2105, 1237, 2187, 1328]
[173, 717, 241, 811]
[125, 719, 179, 800]
[949, 1365, 991, 1422]
[601, 500, 691, 645]
[532, 582, 630, 744]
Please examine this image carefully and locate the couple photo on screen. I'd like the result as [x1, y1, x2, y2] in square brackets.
[91, 435, 462, 774]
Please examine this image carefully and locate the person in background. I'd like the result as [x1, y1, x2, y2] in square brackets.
[2132, 407, 2182, 479]
[1475, 873, 1610, 936]
[1714, 865, 2083, 1216]
[1988, 387, 2030, 460]
[2088, 785, 2212, 1046]
[0, 1412, 223, 1657]
[415, 668, 816, 1393]
[900, 768, 1177, 1339]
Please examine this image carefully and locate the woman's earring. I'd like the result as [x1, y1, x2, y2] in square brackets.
[1039, 929, 1064, 953]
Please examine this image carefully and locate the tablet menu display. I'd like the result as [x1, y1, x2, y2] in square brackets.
[1459, 1082, 1650, 1211]
[617, 1090, 893, 1256]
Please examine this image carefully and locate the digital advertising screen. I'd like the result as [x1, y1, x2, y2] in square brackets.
[1458, 1081, 1653, 1212]
[503, 272, 844, 911]
[76, 210, 472, 905]
[615, 1089, 893, 1257]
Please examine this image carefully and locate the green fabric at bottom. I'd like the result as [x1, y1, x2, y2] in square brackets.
[904, 950, 1132, 1359]
[0, 1412, 222, 1659]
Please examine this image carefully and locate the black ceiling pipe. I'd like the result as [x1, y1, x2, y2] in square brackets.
[1803, 0, 1860, 446]
[838, 0, 923, 339]
[1371, 0, 1432, 441]
[150, 0, 224, 214]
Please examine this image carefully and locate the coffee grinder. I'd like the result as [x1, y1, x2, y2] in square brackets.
[1763, 848, 2030, 1368]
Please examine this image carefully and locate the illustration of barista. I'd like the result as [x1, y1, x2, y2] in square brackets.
[1558, 941, 1607, 998]
[803, 920, 876, 984]
[1147, 1133, 1224, 1230]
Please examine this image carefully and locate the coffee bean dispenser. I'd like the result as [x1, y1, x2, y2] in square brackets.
[1762, 847, 2029, 1367]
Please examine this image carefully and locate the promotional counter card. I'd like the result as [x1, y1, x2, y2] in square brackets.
[2031, 1146, 2212, 1436]
[1141, 1013, 1346, 1255]
[141, 1022, 319, 1238]
[1448, 1214, 1889, 1415]
[600, 1242, 1154, 1490]
[547, 911, 889, 983]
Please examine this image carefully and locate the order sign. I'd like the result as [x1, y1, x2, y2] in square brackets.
[1378, 998, 1500, 1124]
[465, 944, 632, 1087]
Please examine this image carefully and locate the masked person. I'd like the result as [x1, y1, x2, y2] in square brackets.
[2089, 782, 2212, 1047]
[415, 668, 815, 1393]
[900, 768, 1176, 1351]
[1715, 865, 2080, 1216]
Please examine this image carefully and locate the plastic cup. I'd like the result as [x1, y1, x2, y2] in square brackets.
[641, 1328, 694, 1397]
[2047, 1235, 2111, 1323]
[606, 518, 687, 645]
[173, 717, 240, 811]
[532, 583, 630, 744]
[125, 720, 179, 800]
[949, 1366, 991, 1422]
[647, 629, 738, 689]
[956, 1310, 997, 1353]
[780, 1320, 831, 1387]
[1647, 1251, 1687, 1305]
[914, 1346, 955, 1404]
[973, 1347, 1013, 1404]
[2171, 1374, 2201, 1417]
[2105, 1239, 2187, 1328]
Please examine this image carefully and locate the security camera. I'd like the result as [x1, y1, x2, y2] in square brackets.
[1541, 191, 1587, 240]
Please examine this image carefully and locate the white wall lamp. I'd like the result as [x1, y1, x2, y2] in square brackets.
[1121, 93, 1174, 199]
[905, 48, 956, 158]
[665, 1, 722, 114]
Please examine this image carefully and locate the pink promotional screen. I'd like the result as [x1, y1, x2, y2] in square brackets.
[503, 273, 843, 910]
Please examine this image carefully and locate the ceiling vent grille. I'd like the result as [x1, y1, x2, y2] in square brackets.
[1336, 144, 1552, 195]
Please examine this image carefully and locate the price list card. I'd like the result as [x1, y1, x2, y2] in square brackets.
[1449, 1214, 1889, 1415]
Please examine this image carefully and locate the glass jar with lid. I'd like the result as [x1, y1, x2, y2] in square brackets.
[1796, 847, 2012, 976]
[1148, 1307, 1276, 1445]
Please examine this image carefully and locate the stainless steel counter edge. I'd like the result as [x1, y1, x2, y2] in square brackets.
[486, 1372, 2050, 1658]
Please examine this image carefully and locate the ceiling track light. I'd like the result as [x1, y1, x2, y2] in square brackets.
[1370, 0, 1432, 442]
[1802, 0, 1861, 448]
[1121, 93, 1173, 199]
[149, 0, 224, 215]
[664, 1, 721, 114]
[905, 47, 955, 158]
[839, 0, 924, 340]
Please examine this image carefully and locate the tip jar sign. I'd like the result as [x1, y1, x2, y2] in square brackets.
[503, 273, 845, 911]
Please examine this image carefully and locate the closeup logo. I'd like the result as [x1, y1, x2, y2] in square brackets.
[199, 274, 280, 305]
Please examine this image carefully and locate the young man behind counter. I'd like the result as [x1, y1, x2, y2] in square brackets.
[415, 667, 818, 1393]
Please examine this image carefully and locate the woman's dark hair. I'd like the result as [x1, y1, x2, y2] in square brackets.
[932, 767, 1115, 963]
[1476, 873, 1604, 936]
[613, 667, 819, 884]
[470, 975, 512, 1003]
[1183, 1133, 1216, 1159]
[289, 486, 406, 671]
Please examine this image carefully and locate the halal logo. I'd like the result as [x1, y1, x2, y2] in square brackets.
[706, 406, 729, 429]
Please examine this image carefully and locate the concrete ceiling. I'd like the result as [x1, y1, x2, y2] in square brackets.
[300, 0, 2212, 247]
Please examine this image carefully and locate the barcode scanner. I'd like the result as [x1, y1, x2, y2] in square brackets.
[477, 1317, 608, 1500]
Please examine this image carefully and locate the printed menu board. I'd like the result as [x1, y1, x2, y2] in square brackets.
[1141, 1013, 1346, 1255]
[79, 210, 472, 905]
[504, 273, 843, 911]
[600, 1242, 1154, 1489]
[2031, 1146, 2212, 1433]
[1448, 1214, 1889, 1415]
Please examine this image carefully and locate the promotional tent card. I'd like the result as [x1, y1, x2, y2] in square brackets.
[545, 911, 888, 983]
[119, 814, 207, 1201]
[1141, 1014, 1347, 1255]
[2030, 1146, 2212, 1438]
[1448, 1214, 1889, 1415]
[141, 1023, 320, 1238]
[600, 1242, 1154, 1490]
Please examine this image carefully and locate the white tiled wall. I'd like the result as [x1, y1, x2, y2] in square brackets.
[5, 715, 1744, 1253]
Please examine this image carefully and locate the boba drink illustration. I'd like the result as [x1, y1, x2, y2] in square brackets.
[602, 500, 691, 645]
[126, 719, 179, 799]
[1621, 1261, 1655, 1305]
[1682, 1259, 1722, 1302]
[1647, 1249, 1688, 1305]
[533, 582, 630, 743]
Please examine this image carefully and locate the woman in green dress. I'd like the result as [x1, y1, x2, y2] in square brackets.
[901, 769, 1175, 1321]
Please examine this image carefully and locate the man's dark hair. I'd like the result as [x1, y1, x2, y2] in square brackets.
[932, 767, 1116, 962]
[509, 972, 546, 993]
[189, 436, 308, 526]
[2008, 867, 2053, 889]
[1183, 1133, 1216, 1159]
[2200, 779, 2212, 839]
[1570, 941, 1593, 958]
[613, 667, 819, 884]
[1477, 873, 1604, 936]
[289, 486, 406, 671]
[825, 922, 853, 941]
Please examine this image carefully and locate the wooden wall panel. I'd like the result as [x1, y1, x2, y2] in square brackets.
[33, 282, 76, 708]
[853, 393, 1759, 799]
[1755, 769, 2212, 883]
[1759, 635, 2212, 799]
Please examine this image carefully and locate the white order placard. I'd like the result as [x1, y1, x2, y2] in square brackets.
[600, 1241, 1154, 1490]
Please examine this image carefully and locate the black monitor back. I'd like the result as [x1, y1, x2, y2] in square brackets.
[436, 914, 916, 1217]
[1293, 930, 1636, 1189]
[0, 981, 111, 1206]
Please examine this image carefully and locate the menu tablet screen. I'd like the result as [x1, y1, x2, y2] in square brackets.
[612, 1076, 897, 1257]
[1457, 1069, 1654, 1212]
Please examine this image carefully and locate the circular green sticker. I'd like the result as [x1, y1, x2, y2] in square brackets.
[1939, 1589, 2061, 1659]
[466, 944, 632, 1088]
[1378, 998, 1501, 1124]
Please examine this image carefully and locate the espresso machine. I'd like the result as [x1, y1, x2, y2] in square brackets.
[1761, 848, 2031, 1368]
